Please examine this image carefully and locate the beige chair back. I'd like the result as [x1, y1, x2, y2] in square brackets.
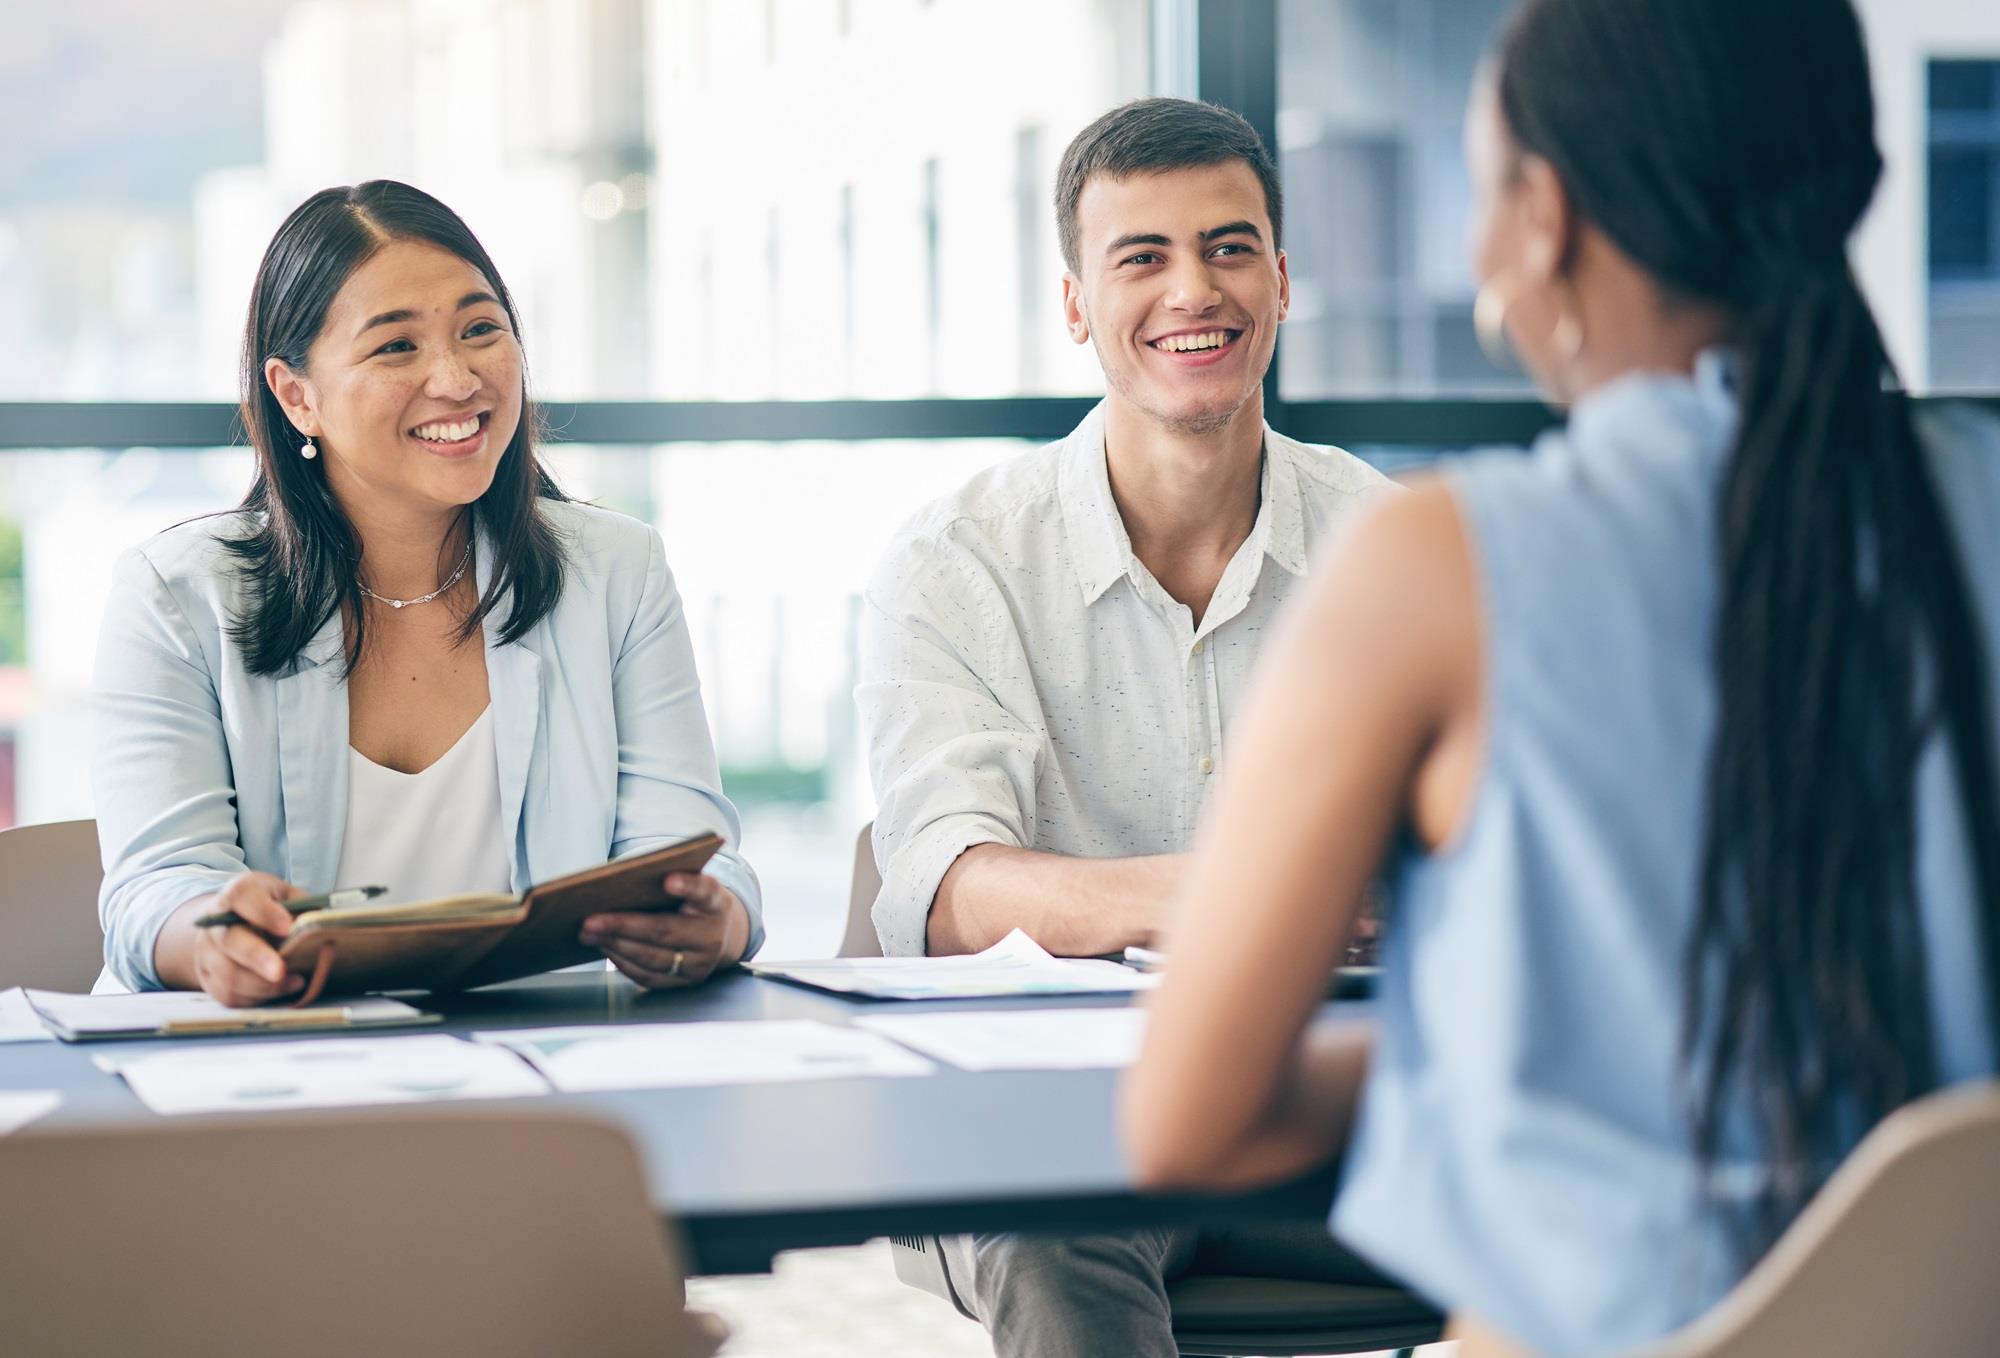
[1632, 1082, 2000, 1357]
[0, 1109, 720, 1358]
[0, 818, 106, 990]
[840, 820, 885, 957]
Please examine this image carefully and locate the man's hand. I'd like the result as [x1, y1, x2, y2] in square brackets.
[579, 872, 751, 989]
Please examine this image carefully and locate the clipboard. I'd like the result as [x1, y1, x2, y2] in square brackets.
[22, 990, 436, 1043]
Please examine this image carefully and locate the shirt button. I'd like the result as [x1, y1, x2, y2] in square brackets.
[1191, 640, 1205, 656]
[1198, 756, 1214, 775]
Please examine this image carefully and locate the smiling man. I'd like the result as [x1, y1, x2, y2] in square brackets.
[857, 99, 1396, 1357]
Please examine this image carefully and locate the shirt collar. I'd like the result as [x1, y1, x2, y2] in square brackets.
[1058, 404, 1137, 606]
[1258, 427, 1310, 579]
[1057, 401, 1308, 606]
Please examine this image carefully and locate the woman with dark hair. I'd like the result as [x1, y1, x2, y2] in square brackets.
[1124, 1, 1999, 1354]
[91, 181, 762, 1001]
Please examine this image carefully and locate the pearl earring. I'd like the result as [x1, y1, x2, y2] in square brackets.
[300, 438, 317, 461]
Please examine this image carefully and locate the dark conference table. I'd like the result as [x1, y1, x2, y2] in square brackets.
[0, 970, 1359, 1274]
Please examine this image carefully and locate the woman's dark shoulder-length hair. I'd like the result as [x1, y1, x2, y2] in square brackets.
[226, 179, 568, 676]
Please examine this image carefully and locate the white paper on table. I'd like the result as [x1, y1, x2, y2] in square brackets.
[0, 988, 55, 1042]
[854, 1007, 1149, 1071]
[0, 1091, 60, 1134]
[476, 1020, 935, 1091]
[744, 929, 1160, 1001]
[112, 1034, 549, 1116]
[24, 990, 428, 1040]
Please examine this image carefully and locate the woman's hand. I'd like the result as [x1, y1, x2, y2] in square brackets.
[158, 872, 307, 1005]
[580, 872, 751, 990]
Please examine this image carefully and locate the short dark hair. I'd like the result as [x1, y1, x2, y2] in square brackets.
[228, 180, 568, 676]
[1054, 97, 1282, 275]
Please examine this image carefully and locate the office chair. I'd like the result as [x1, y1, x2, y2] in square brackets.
[1629, 1080, 2000, 1358]
[0, 1108, 723, 1357]
[0, 817, 107, 991]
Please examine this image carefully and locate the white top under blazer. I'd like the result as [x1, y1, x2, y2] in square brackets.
[332, 705, 515, 909]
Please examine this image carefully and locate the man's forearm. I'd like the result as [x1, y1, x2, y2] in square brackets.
[926, 844, 1186, 956]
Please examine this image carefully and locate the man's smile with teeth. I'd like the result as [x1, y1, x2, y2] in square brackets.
[1150, 330, 1238, 352]
[412, 414, 483, 442]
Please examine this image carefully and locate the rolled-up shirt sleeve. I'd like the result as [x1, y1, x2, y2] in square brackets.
[608, 525, 765, 960]
[858, 533, 1043, 956]
[90, 549, 247, 991]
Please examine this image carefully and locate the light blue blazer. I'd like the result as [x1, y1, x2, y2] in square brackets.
[89, 499, 762, 991]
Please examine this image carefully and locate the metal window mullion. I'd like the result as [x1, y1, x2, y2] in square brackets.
[1194, 0, 1282, 419]
[2, 397, 1994, 454]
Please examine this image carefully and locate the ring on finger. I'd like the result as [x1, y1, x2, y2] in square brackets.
[668, 950, 684, 979]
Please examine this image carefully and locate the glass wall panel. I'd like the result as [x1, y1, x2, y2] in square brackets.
[0, 447, 256, 829]
[0, 435, 1025, 956]
[1279, 1, 2000, 396]
[1930, 59, 2000, 390]
[645, 436, 1029, 955]
[3, 0, 1149, 404]
[649, 0, 1149, 402]
[1275, 0, 1524, 400]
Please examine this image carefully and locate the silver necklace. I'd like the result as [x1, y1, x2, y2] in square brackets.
[359, 539, 473, 610]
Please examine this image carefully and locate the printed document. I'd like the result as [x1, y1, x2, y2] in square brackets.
[24, 990, 431, 1041]
[0, 988, 54, 1043]
[0, 1091, 60, 1135]
[477, 1020, 934, 1091]
[855, 1007, 1148, 1071]
[745, 929, 1160, 1001]
[110, 1033, 548, 1116]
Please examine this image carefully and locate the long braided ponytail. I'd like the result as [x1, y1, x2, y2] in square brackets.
[1497, 0, 2000, 1251]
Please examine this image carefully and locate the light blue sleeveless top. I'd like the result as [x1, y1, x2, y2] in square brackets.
[1331, 353, 2000, 1357]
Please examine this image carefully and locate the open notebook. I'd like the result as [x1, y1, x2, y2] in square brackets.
[276, 833, 723, 1003]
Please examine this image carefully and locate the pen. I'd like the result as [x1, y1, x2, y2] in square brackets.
[193, 884, 388, 930]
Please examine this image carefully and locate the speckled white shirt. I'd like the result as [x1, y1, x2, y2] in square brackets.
[858, 402, 1393, 956]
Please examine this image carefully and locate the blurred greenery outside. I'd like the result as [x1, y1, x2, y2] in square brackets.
[0, 516, 24, 666]
[720, 762, 827, 806]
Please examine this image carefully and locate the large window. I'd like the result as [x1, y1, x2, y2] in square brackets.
[0, 0, 1147, 406]
[1275, 1, 2000, 399]
[1276, 0, 1525, 399]
[650, 0, 1149, 401]
[0, 0, 1151, 956]
[6, 1, 1999, 954]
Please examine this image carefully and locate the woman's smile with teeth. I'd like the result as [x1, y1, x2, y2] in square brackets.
[412, 415, 481, 442]
[1152, 330, 1235, 352]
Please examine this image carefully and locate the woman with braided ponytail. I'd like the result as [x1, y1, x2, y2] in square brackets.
[1125, 1, 2000, 1354]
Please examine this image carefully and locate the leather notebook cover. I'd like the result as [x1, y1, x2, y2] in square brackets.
[460, 833, 724, 988]
[278, 833, 725, 1000]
